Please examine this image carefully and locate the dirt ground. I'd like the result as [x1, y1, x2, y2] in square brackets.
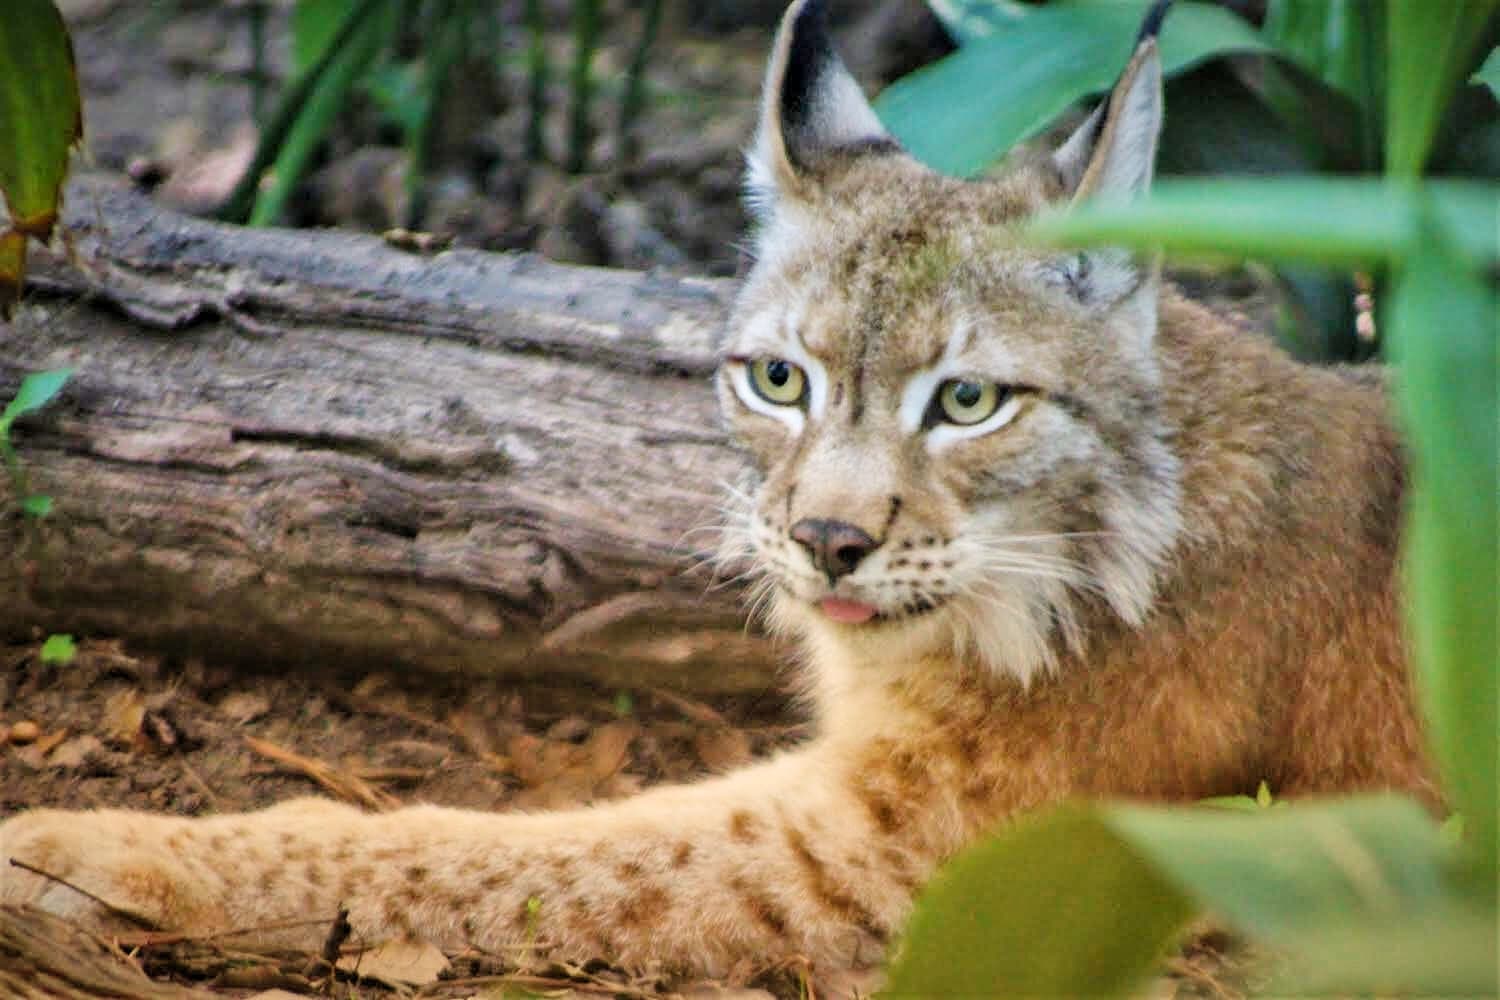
[0, 637, 1249, 999]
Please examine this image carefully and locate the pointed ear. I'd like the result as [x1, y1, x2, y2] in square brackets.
[746, 0, 898, 218]
[1051, 2, 1167, 203]
[1044, 3, 1167, 320]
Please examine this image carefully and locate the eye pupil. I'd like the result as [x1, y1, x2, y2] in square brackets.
[952, 381, 982, 408]
[766, 360, 790, 387]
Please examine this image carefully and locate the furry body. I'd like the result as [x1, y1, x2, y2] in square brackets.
[0, 0, 1434, 983]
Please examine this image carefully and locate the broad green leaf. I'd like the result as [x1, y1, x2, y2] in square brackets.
[924, 0, 1031, 45]
[1109, 797, 1449, 935]
[1474, 45, 1500, 98]
[38, 633, 75, 664]
[875, 0, 1270, 177]
[0, 0, 82, 316]
[1387, 209, 1498, 880]
[1112, 797, 1496, 996]
[1271, 902, 1498, 996]
[1386, 0, 1497, 177]
[882, 805, 1197, 998]
[1028, 178, 1500, 267]
[0, 368, 72, 430]
[1261, 0, 1386, 168]
[0, 0, 81, 234]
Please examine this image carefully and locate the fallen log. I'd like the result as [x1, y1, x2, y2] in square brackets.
[0, 904, 210, 999]
[1, 176, 778, 692]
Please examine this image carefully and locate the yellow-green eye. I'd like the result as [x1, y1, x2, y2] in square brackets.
[936, 379, 1002, 425]
[748, 358, 807, 406]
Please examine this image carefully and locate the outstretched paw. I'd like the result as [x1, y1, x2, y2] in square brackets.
[0, 809, 219, 931]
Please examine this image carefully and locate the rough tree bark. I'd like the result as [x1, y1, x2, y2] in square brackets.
[0, 177, 778, 692]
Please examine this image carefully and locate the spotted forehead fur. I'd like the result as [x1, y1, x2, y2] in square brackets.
[732, 154, 1141, 404]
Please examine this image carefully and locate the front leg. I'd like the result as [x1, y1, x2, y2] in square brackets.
[2, 744, 956, 977]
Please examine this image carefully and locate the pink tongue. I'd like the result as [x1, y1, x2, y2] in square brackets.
[820, 598, 878, 624]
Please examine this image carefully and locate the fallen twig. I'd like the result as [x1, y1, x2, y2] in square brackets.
[112, 915, 340, 949]
[242, 736, 399, 812]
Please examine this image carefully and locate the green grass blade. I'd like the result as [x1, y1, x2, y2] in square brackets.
[292, 0, 359, 74]
[875, 0, 1269, 177]
[1028, 177, 1500, 267]
[567, 0, 603, 174]
[220, 0, 387, 223]
[1388, 206, 1498, 882]
[248, 0, 401, 227]
[1386, 0, 1498, 177]
[881, 805, 1197, 999]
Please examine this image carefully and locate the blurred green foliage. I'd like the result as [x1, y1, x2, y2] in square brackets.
[223, 0, 666, 228]
[882, 2, 1498, 997]
[877, 0, 1500, 360]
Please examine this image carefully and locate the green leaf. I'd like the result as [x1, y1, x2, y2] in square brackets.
[1113, 796, 1496, 996]
[882, 805, 1197, 998]
[38, 633, 75, 665]
[1110, 797, 1449, 934]
[0, 0, 81, 233]
[1272, 901, 1498, 996]
[1386, 0, 1497, 177]
[0, 0, 82, 316]
[1028, 178, 1500, 267]
[21, 494, 52, 518]
[1, 368, 72, 430]
[924, 0, 1032, 45]
[1473, 45, 1500, 98]
[876, 0, 1270, 177]
[1387, 207, 1498, 880]
[1260, 0, 1386, 168]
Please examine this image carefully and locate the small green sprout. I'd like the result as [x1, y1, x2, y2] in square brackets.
[39, 633, 75, 665]
[1, 368, 71, 518]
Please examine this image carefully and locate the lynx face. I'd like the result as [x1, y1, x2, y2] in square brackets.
[717, 5, 1182, 685]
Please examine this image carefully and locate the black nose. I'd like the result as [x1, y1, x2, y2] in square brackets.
[789, 518, 879, 580]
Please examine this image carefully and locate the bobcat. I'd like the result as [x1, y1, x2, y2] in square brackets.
[2, 0, 1435, 984]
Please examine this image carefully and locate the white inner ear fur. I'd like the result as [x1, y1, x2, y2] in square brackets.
[744, 0, 889, 220]
[1066, 40, 1163, 204]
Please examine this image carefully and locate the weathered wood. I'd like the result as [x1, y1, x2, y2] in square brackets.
[1, 176, 777, 691]
[0, 904, 210, 999]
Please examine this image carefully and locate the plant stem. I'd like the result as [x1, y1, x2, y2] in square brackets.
[248, 0, 268, 121]
[567, 0, 603, 174]
[525, 0, 548, 163]
[218, 0, 387, 224]
[618, 0, 664, 163]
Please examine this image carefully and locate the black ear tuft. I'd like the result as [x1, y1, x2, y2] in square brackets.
[779, 0, 838, 167]
[747, 0, 897, 215]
